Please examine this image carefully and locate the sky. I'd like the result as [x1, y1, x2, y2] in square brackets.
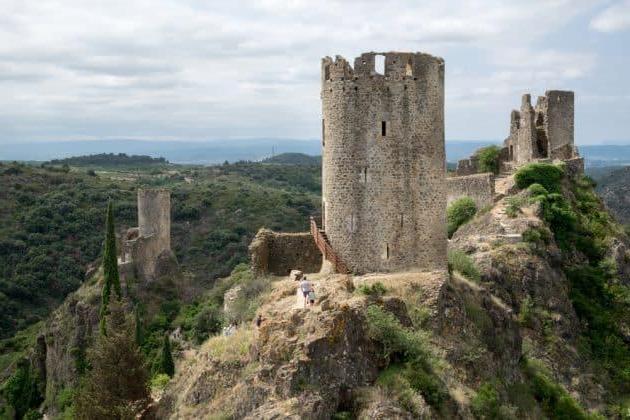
[1, 0, 629, 146]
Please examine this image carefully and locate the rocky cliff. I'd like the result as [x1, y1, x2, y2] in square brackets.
[153, 170, 629, 419]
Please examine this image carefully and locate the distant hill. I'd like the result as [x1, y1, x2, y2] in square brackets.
[595, 165, 630, 224]
[262, 153, 321, 165]
[2, 139, 629, 167]
[49, 153, 168, 167]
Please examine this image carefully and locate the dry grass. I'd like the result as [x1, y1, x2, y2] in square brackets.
[201, 327, 254, 363]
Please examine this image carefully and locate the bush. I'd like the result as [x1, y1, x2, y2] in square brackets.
[358, 282, 387, 297]
[366, 306, 447, 409]
[150, 373, 170, 391]
[505, 196, 526, 218]
[523, 358, 590, 419]
[518, 297, 536, 328]
[526, 183, 548, 198]
[476, 146, 502, 174]
[448, 250, 481, 282]
[471, 383, 501, 419]
[515, 163, 564, 192]
[447, 197, 477, 238]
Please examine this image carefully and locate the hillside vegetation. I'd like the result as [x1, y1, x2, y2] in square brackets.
[261, 152, 321, 166]
[49, 153, 168, 167]
[0, 159, 320, 342]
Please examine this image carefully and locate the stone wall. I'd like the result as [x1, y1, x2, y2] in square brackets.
[321, 51, 447, 274]
[447, 173, 495, 210]
[249, 228, 322, 276]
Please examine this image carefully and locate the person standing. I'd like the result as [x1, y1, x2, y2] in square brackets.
[299, 277, 312, 307]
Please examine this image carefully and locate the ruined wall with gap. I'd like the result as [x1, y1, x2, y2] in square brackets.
[321, 51, 447, 274]
[447, 173, 495, 210]
[249, 228, 322, 276]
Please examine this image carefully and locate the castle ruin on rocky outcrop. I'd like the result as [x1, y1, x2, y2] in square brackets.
[249, 51, 448, 276]
[119, 189, 176, 282]
[319, 51, 447, 274]
[456, 90, 582, 176]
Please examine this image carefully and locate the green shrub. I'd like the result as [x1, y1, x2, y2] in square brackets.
[448, 250, 481, 283]
[518, 297, 535, 327]
[476, 146, 502, 174]
[358, 282, 387, 297]
[515, 163, 564, 192]
[150, 373, 170, 391]
[447, 197, 477, 238]
[404, 358, 447, 407]
[526, 183, 548, 198]
[366, 305, 447, 409]
[505, 196, 526, 218]
[471, 383, 500, 419]
[523, 358, 591, 419]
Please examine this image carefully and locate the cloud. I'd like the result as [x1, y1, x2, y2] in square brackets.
[591, 1, 630, 32]
[0, 0, 620, 144]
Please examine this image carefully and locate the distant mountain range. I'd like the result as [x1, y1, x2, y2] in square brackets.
[1, 139, 629, 167]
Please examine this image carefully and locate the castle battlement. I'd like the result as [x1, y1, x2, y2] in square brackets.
[321, 52, 444, 85]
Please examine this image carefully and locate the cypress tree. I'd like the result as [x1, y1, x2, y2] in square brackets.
[159, 333, 175, 377]
[100, 200, 122, 335]
[134, 306, 144, 347]
[75, 300, 150, 419]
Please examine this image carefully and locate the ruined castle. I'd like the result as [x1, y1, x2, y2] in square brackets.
[119, 189, 176, 282]
[457, 90, 582, 176]
[250, 52, 448, 276]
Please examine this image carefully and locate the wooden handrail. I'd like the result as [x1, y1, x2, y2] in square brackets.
[310, 217, 350, 274]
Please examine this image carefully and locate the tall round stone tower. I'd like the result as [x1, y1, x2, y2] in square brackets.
[137, 189, 171, 252]
[321, 51, 446, 274]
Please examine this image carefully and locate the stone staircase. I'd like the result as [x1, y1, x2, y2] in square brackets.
[494, 170, 516, 196]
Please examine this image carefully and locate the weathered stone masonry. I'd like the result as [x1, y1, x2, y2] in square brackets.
[119, 189, 176, 282]
[321, 52, 447, 274]
[456, 90, 581, 176]
[249, 228, 322, 276]
[447, 173, 495, 210]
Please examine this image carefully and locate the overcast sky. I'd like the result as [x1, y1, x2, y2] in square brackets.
[1, 0, 629, 145]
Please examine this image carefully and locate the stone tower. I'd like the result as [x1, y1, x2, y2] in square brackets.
[120, 189, 174, 282]
[138, 188, 171, 251]
[321, 51, 447, 274]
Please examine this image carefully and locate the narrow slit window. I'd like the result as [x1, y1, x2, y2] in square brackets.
[386, 243, 390, 259]
[400, 214, 404, 228]
[322, 119, 325, 146]
[363, 167, 368, 182]
[381, 121, 387, 136]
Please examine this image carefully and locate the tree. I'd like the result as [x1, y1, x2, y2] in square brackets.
[476, 145, 501, 174]
[74, 300, 149, 420]
[2, 358, 43, 419]
[159, 334, 175, 377]
[100, 200, 122, 335]
[134, 306, 144, 347]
